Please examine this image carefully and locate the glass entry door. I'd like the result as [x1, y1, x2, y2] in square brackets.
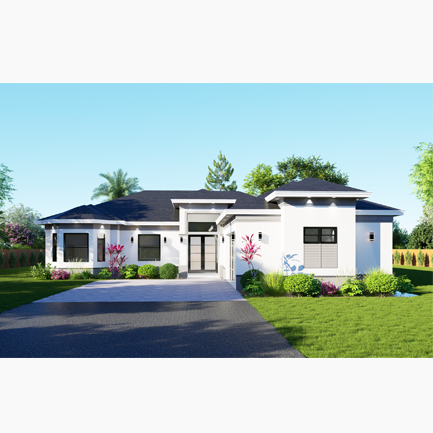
[189, 236, 217, 272]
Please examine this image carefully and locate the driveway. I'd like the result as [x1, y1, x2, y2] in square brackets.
[34, 277, 245, 303]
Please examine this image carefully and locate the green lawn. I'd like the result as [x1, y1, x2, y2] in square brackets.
[248, 266, 433, 358]
[0, 267, 97, 314]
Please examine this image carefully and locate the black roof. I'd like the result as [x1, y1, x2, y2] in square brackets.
[39, 189, 279, 222]
[355, 200, 400, 211]
[272, 177, 366, 192]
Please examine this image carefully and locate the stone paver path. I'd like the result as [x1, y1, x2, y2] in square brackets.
[34, 277, 245, 303]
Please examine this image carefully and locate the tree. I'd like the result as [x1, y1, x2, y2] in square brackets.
[407, 222, 433, 249]
[276, 155, 349, 185]
[392, 220, 410, 248]
[91, 169, 143, 202]
[0, 163, 16, 209]
[0, 203, 44, 238]
[205, 151, 237, 191]
[242, 164, 283, 196]
[409, 142, 433, 207]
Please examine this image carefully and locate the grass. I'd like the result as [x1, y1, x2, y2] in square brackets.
[0, 267, 98, 314]
[248, 266, 433, 358]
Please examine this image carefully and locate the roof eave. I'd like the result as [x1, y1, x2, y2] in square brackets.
[264, 191, 372, 201]
[355, 210, 405, 216]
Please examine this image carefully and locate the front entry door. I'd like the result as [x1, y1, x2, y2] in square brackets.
[189, 236, 217, 272]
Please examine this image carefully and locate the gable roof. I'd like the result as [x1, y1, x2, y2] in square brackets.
[38, 189, 279, 223]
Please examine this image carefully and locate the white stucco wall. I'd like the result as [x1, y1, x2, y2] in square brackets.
[380, 222, 393, 273]
[355, 222, 381, 274]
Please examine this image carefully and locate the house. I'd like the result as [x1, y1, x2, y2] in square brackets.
[36, 177, 404, 288]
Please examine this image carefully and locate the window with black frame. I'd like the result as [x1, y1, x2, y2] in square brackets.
[64, 233, 89, 262]
[303, 228, 337, 244]
[138, 234, 160, 261]
[97, 234, 105, 262]
[52, 233, 57, 262]
[303, 227, 337, 268]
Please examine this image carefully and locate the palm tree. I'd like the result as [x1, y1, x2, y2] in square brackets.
[91, 169, 143, 202]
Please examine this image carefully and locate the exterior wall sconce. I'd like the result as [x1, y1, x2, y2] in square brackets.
[222, 236, 225, 243]
[369, 232, 375, 242]
[131, 236, 134, 243]
[180, 237, 183, 243]
[258, 232, 262, 241]
[164, 237, 167, 243]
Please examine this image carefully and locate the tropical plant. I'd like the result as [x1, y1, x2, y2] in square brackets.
[393, 250, 401, 265]
[205, 151, 237, 191]
[4, 223, 37, 246]
[283, 273, 322, 297]
[240, 234, 262, 280]
[138, 264, 159, 279]
[407, 222, 433, 249]
[340, 277, 366, 296]
[0, 251, 5, 269]
[416, 250, 425, 267]
[30, 263, 53, 280]
[91, 168, 143, 202]
[97, 267, 112, 279]
[51, 270, 70, 280]
[240, 269, 265, 289]
[80, 270, 94, 279]
[393, 220, 410, 248]
[38, 250, 45, 266]
[243, 278, 265, 296]
[409, 142, 433, 207]
[0, 163, 15, 208]
[159, 263, 179, 279]
[8, 250, 16, 268]
[363, 273, 399, 296]
[321, 281, 339, 296]
[19, 250, 27, 267]
[260, 270, 286, 296]
[106, 244, 128, 278]
[404, 250, 413, 266]
[276, 155, 349, 185]
[120, 264, 140, 279]
[395, 275, 415, 293]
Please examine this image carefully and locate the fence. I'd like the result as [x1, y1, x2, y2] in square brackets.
[0, 249, 45, 269]
[392, 249, 433, 268]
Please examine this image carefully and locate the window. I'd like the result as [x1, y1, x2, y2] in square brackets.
[64, 233, 89, 262]
[304, 227, 337, 268]
[97, 234, 105, 262]
[188, 222, 217, 232]
[138, 234, 160, 261]
[52, 233, 57, 262]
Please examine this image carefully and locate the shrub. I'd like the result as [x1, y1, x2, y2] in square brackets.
[364, 273, 399, 296]
[38, 250, 45, 266]
[393, 250, 401, 265]
[321, 281, 339, 296]
[8, 250, 17, 268]
[70, 272, 84, 280]
[283, 273, 322, 297]
[396, 275, 415, 293]
[160, 263, 179, 279]
[407, 222, 433, 249]
[138, 264, 159, 279]
[19, 250, 27, 267]
[240, 269, 265, 289]
[30, 263, 52, 280]
[32, 237, 45, 249]
[416, 250, 425, 267]
[340, 277, 366, 296]
[51, 270, 70, 280]
[81, 270, 94, 280]
[121, 264, 140, 279]
[404, 250, 412, 266]
[260, 270, 286, 296]
[0, 251, 5, 269]
[98, 267, 112, 279]
[4, 222, 37, 246]
[244, 278, 265, 296]
[29, 250, 37, 266]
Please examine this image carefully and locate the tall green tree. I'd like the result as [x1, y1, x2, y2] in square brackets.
[243, 155, 348, 196]
[91, 169, 143, 202]
[407, 222, 433, 249]
[0, 163, 16, 208]
[0, 203, 44, 238]
[409, 142, 433, 207]
[243, 164, 283, 196]
[276, 155, 349, 185]
[392, 220, 410, 249]
[205, 151, 237, 191]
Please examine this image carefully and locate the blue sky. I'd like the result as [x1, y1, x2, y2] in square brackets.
[1, 83, 431, 232]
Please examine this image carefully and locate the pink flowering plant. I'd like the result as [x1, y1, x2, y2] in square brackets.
[321, 281, 339, 296]
[4, 223, 37, 246]
[106, 244, 128, 278]
[51, 269, 70, 280]
[240, 234, 264, 295]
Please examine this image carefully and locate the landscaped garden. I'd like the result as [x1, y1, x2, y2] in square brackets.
[247, 266, 433, 358]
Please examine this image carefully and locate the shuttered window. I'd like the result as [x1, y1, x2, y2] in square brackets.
[303, 227, 337, 268]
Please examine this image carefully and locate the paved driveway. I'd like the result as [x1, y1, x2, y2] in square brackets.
[34, 277, 245, 302]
